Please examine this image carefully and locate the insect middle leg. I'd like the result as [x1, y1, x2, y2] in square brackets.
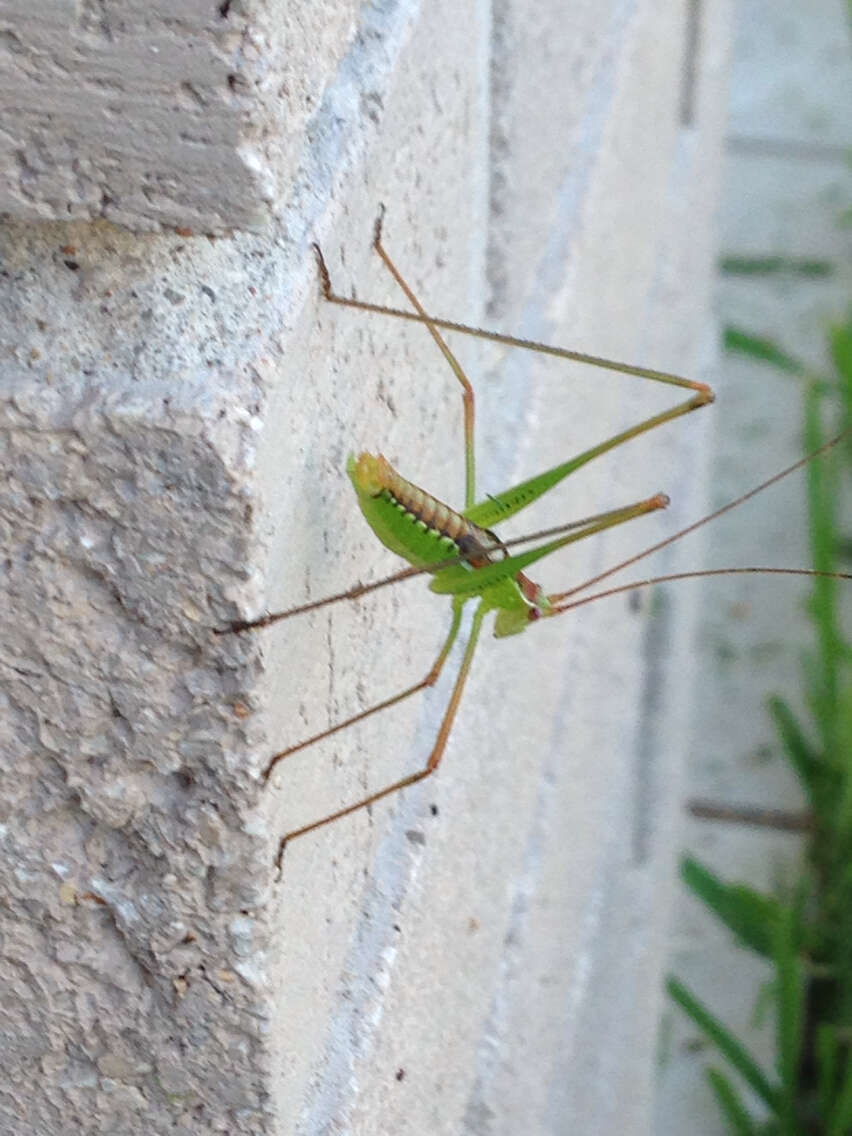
[263, 600, 463, 783]
[273, 597, 482, 868]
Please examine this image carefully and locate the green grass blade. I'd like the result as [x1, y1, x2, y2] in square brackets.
[804, 387, 846, 809]
[828, 1047, 852, 1136]
[767, 695, 820, 805]
[681, 855, 787, 959]
[706, 1067, 760, 1134]
[830, 314, 852, 467]
[772, 908, 804, 1134]
[830, 313, 852, 388]
[666, 976, 779, 1109]
[724, 327, 808, 376]
[805, 386, 839, 581]
[720, 255, 835, 278]
[817, 1024, 839, 1123]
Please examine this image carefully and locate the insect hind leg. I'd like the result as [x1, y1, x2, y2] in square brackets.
[274, 600, 485, 871]
[312, 212, 478, 509]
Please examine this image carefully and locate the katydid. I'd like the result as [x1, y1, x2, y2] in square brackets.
[226, 211, 850, 870]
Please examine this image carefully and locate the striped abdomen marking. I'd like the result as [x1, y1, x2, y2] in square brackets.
[351, 452, 502, 566]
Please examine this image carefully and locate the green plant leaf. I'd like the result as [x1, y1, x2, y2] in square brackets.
[667, 976, 779, 1109]
[830, 313, 852, 463]
[805, 387, 842, 766]
[767, 696, 820, 805]
[772, 908, 804, 1134]
[817, 1024, 839, 1122]
[723, 327, 808, 376]
[707, 1066, 759, 1134]
[719, 255, 835, 278]
[829, 312, 852, 384]
[681, 856, 790, 959]
[828, 1046, 852, 1136]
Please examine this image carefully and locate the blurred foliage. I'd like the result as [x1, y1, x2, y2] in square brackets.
[719, 257, 835, 278]
[668, 312, 852, 1134]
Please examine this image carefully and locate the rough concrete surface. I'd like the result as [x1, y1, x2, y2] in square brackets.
[0, 0, 359, 231]
[1, 1, 730, 1133]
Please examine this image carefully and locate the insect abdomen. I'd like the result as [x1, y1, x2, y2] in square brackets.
[348, 452, 500, 570]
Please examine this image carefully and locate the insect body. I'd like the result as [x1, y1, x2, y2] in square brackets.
[228, 212, 847, 869]
[348, 447, 669, 638]
[348, 451, 507, 573]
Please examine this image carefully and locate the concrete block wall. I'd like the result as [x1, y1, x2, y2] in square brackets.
[0, 2, 730, 1133]
[0, 0, 361, 231]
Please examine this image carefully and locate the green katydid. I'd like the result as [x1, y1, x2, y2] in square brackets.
[227, 211, 850, 869]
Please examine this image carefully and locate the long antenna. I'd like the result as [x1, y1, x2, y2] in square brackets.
[220, 430, 849, 635]
[549, 567, 852, 616]
[548, 430, 848, 604]
[220, 502, 666, 633]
